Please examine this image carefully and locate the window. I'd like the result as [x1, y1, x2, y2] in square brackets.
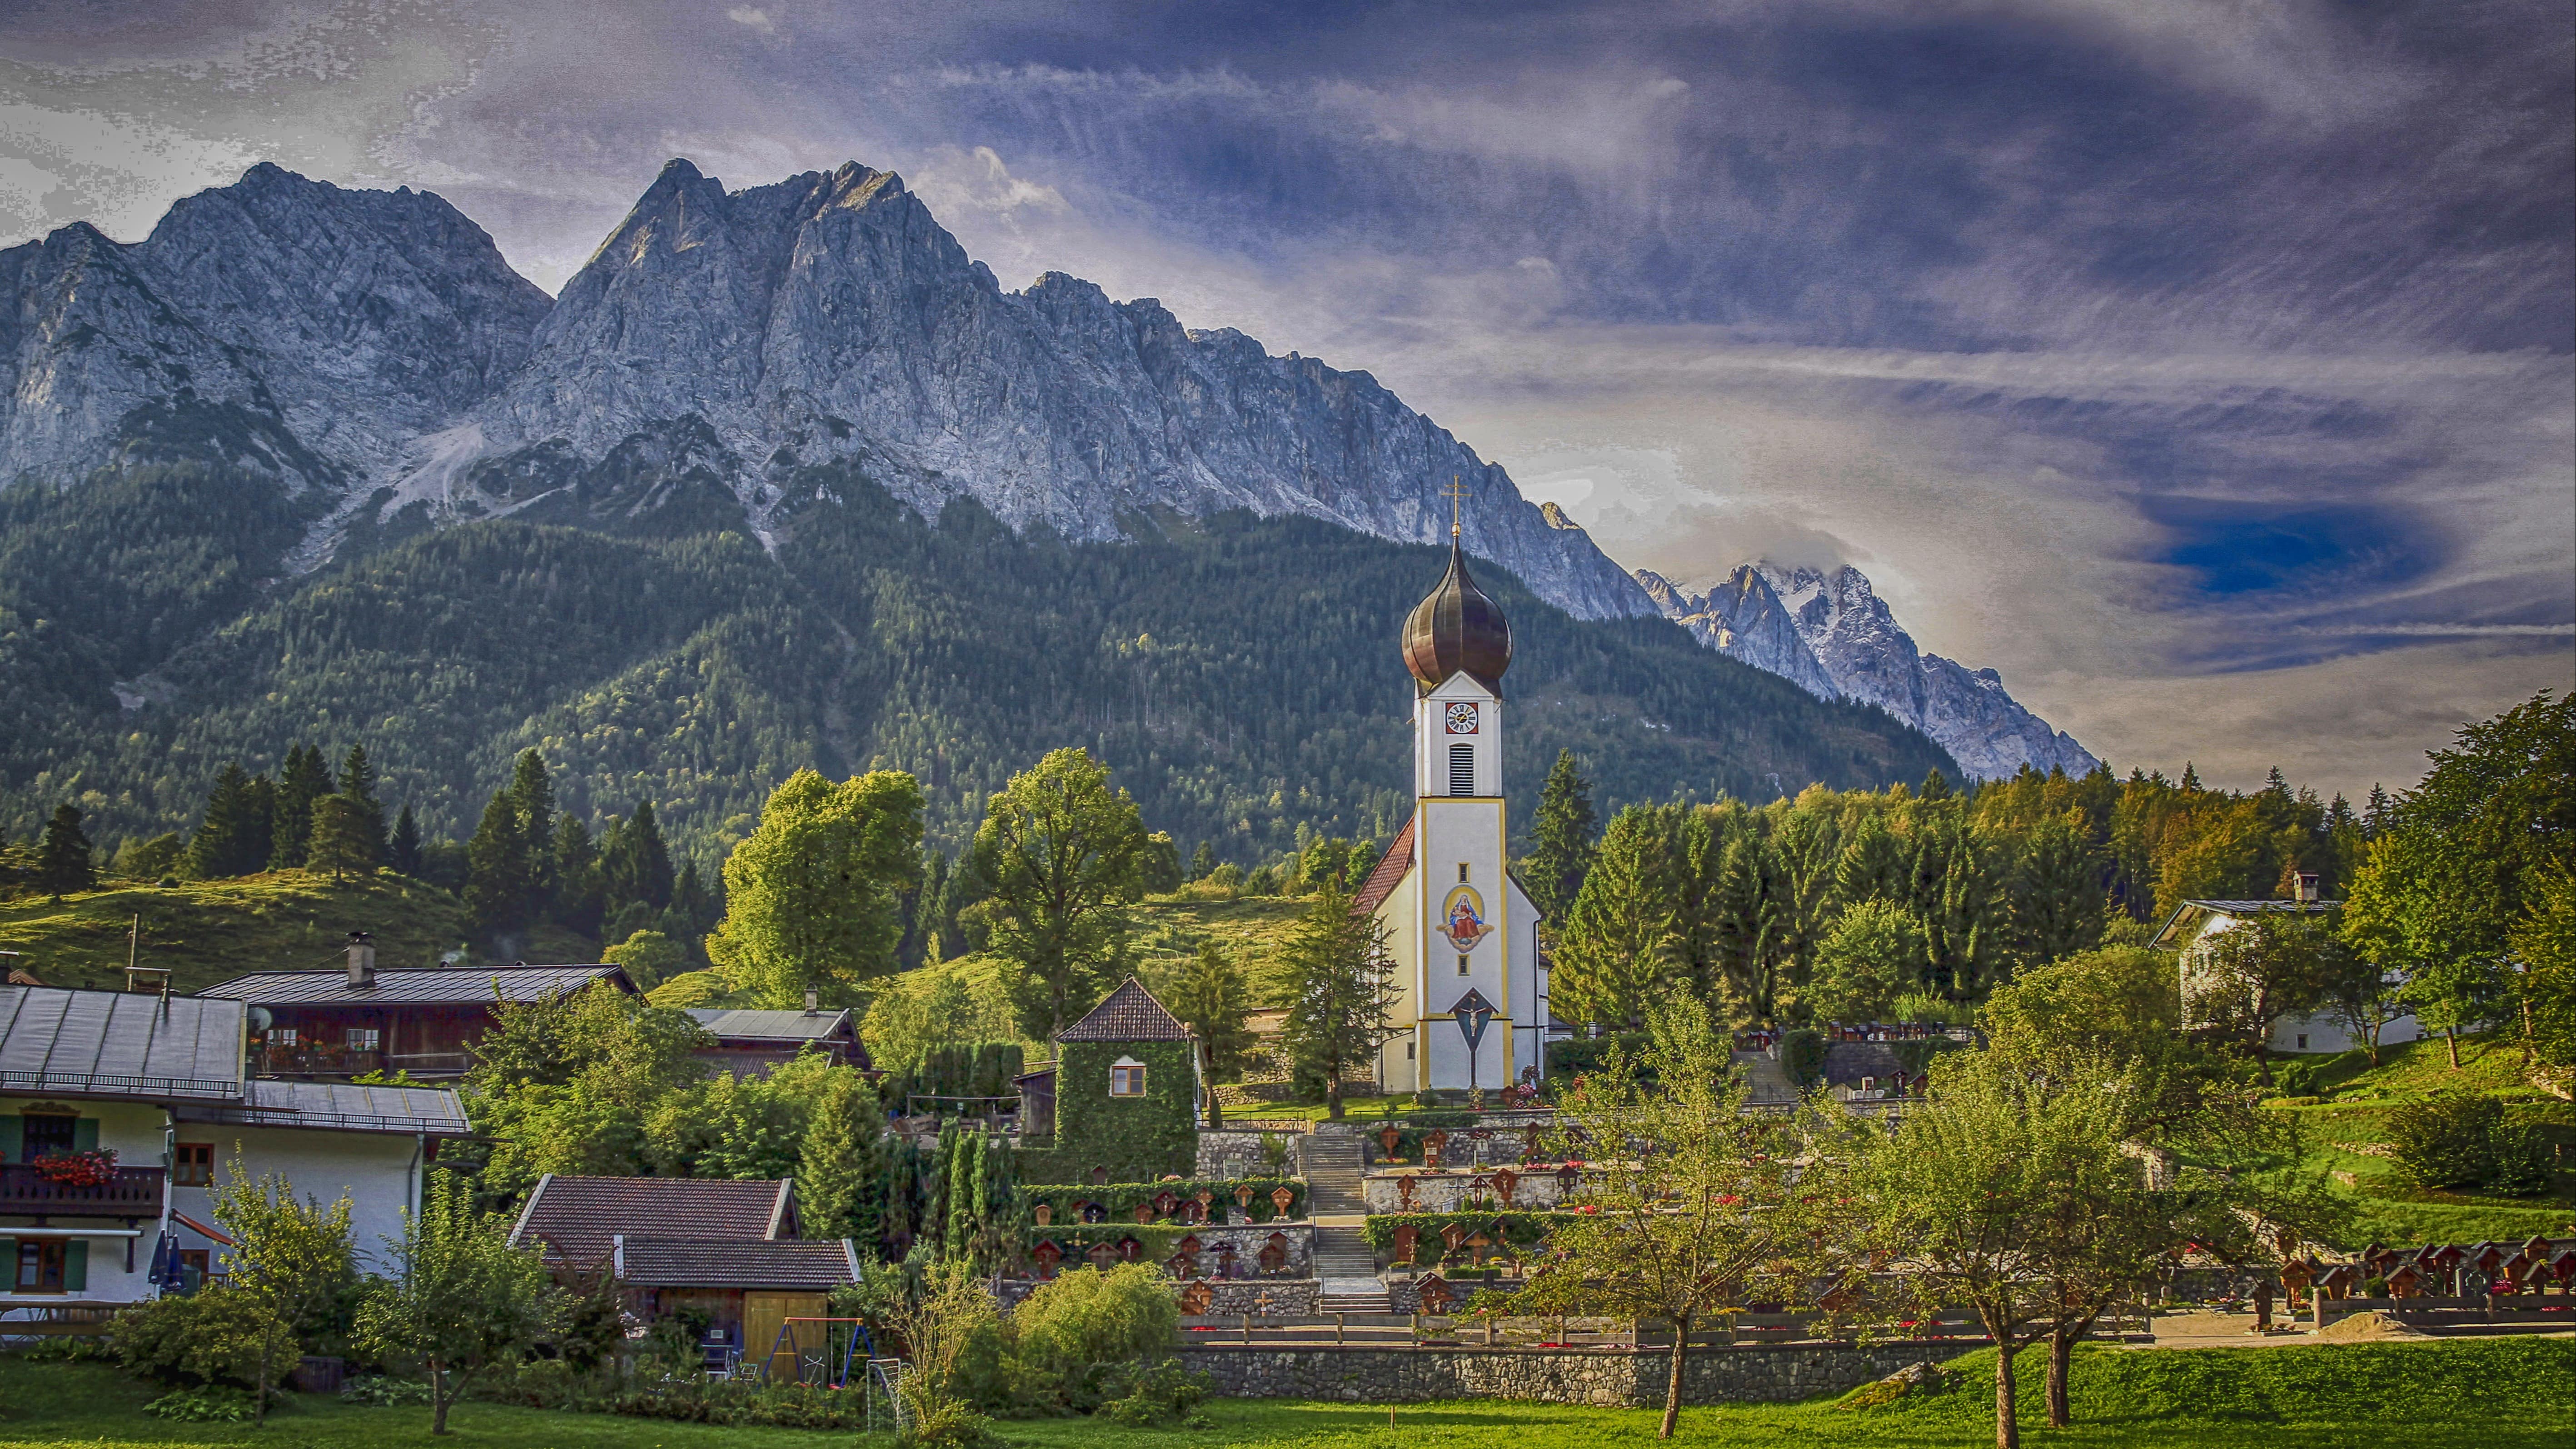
[270, 1027, 299, 1048]
[1458, 863, 1470, 883]
[1405, 1041, 1415, 1060]
[345, 1028, 381, 1052]
[173, 1142, 214, 1186]
[1109, 1058, 1147, 1097]
[2295, 1034, 2309, 1050]
[15, 1240, 64, 1294]
[20, 1113, 76, 1161]
[1448, 743, 1475, 795]
[1456, 954, 1470, 975]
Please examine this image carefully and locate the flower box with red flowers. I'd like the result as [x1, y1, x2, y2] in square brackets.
[30, 1149, 119, 1187]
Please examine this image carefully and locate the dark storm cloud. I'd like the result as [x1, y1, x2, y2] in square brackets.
[2, 0, 2567, 794]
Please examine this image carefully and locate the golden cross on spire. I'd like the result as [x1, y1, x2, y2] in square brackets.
[1442, 475, 1470, 538]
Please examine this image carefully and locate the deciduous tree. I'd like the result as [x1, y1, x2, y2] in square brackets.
[707, 769, 924, 1006]
[210, 1158, 356, 1423]
[354, 1172, 551, 1435]
[967, 749, 1151, 1042]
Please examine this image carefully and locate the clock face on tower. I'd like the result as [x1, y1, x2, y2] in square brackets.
[1445, 702, 1480, 734]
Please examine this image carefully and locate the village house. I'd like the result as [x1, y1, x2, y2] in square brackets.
[0, 983, 465, 1316]
[201, 935, 632, 1080]
[685, 999, 870, 1077]
[507, 1173, 859, 1375]
[2156, 872, 2420, 1055]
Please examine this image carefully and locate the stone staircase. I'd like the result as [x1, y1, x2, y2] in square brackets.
[1302, 1134, 1390, 1313]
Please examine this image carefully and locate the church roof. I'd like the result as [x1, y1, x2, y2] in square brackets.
[1352, 818, 1415, 917]
[1057, 978, 1193, 1043]
[1401, 540, 1511, 695]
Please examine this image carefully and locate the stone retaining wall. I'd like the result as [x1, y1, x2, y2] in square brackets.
[1178, 1341, 1968, 1406]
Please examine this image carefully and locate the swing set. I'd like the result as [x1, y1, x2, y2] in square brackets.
[756, 1315, 877, 1387]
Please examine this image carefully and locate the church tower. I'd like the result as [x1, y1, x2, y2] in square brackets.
[1352, 512, 1549, 1094]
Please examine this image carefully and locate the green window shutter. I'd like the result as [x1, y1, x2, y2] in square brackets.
[72, 1118, 99, 1152]
[65, 1240, 88, 1292]
[0, 1117, 20, 1163]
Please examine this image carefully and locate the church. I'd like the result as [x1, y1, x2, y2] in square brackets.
[1349, 522, 1551, 1094]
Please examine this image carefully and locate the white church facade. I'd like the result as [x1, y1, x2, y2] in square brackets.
[1350, 530, 1550, 1094]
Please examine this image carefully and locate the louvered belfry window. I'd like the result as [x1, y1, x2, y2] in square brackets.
[1449, 743, 1475, 795]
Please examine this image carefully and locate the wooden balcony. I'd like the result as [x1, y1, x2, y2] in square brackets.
[0, 1163, 165, 1218]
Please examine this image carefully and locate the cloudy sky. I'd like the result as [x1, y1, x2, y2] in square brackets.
[4, 0, 2569, 799]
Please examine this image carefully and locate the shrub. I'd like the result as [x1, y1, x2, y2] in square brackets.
[339, 1374, 433, 1406]
[1096, 1358, 1211, 1428]
[1781, 1029, 1828, 1089]
[144, 1385, 260, 1422]
[2488, 1121, 2557, 1196]
[1006, 1263, 1178, 1414]
[2388, 1092, 2500, 1188]
[113, 1289, 297, 1390]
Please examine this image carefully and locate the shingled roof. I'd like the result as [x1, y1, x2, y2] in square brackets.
[508, 1174, 794, 1265]
[613, 1237, 861, 1290]
[1350, 817, 1415, 917]
[1056, 979, 1192, 1043]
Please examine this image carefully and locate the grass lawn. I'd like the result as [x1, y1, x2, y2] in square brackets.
[2260, 1033, 2576, 1248]
[4, 1339, 2567, 1449]
[0, 871, 480, 993]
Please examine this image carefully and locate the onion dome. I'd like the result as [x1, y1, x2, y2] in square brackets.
[1402, 539, 1512, 693]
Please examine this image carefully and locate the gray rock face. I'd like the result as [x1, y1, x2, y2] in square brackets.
[449, 159, 1651, 619]
[0, 164, 547, 492]
[1632, 565, 1840, 700]
[1635, 560, 2097, 779]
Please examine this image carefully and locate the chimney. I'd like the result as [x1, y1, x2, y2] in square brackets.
[2296, 871, 2322, 904]
[346, 932, 377, 989]
[803, 986, 820, 1016]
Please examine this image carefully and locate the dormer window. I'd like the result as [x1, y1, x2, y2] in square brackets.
[1109, 1057, 1147, 1097]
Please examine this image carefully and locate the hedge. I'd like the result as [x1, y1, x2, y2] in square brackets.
[1361, 1212, 1574, 1261]
[1021, 1177, 1306, 1225]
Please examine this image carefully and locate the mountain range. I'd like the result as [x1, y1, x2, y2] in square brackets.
[1, 158, 2052, 856]
[1633, 562, 2098, 779]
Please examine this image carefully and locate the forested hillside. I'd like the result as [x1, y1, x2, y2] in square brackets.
[0, 458, 1954, 866]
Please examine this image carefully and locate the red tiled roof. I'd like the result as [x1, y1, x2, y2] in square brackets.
[510, 1174, 792, 1264]
[1351, 817, 1415, 917]
[1056, 979, 1192, 1042]
[614, 1237, 860, 1290]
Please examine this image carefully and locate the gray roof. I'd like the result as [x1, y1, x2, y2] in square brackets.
[0, 986, 244, 1101]
[2180, 899, 2339, 914]
[201, 964, 631, 1008]
[176, 1079, 471, 1136]
[613, 1237, 860, 1289]
[686, 1008, 853, 1042]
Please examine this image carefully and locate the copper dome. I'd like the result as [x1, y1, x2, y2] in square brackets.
[1402, 540, 1512, 693]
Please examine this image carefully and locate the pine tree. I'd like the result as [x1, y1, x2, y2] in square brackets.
[339, 744, 386, 860]
[1920, 767, 1952, 802]
[2180, 762, 2202, 792]
[1278, 881, 1400, 1118]
[1188, 841, 1216, 881]
[508, 750, 556, 914]
[1552, 805, 1683, 1031]
[188, 763, 267, 879]
[551, 815, 603, 938]
[1171, 941, 1253, 1124]
[2363, 784, 2391, 839]
[1525, 748, 1600, 923]
[601, 799, 675, 913]
[389, 804, 424, 877]
[465, 791, 533, 938]
[797, 1070, 889, 1244]
[2008, 814, 2103, 970]
[268, 744, 335, 869]
[36, 804, 94, 900]
[306, 795, 376, 882]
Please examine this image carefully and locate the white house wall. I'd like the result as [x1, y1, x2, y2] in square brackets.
[171, 1125, 426, 1276]
[1, 1098, 166, 1307]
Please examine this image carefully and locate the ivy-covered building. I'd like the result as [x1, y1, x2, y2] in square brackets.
[1017, 979, 1201, 1185]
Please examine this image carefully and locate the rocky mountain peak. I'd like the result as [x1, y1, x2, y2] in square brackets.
[1636, 556, 2096, 779]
